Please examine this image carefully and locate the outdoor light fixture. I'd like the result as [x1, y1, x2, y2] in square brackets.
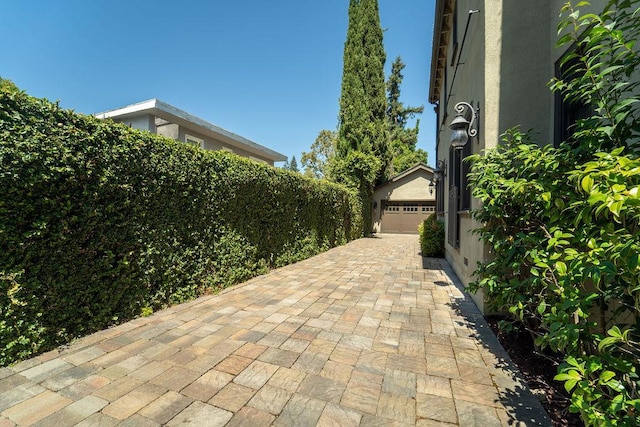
[429, 181, 435, 195]
[433, 159, 446, 183]
[449, 101, 479, 149]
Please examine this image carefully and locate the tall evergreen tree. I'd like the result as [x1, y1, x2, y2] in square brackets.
[289, 156, 299, 173]
[386, 56, 426, 174]
[337, 0, 388, 176]
[335, 0, 388, 234]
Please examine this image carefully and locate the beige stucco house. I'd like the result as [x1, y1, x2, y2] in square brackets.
[372, 163, 436, 234]
[96, 99, 286, 166]
[428, 0, 605, 312]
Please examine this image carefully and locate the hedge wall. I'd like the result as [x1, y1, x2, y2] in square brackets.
[0, 86, 363, 366]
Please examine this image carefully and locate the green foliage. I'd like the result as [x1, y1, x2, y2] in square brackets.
[301, 129, 336, 180]
[418, 214, 444, 257]
[0, 77, 20, 95]
[282, 155, 299, 173]
[337, 0, 388, 183]
[391, 145, 428, 176]
[469, 130, 640, 425]
[0, 88, 362, 367]
[550, 0, 640, 157]
[468, 2, 640, 424]
[386, 56, 426, 176]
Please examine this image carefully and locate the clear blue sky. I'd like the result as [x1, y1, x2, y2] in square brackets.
[1, 0, 436, 167]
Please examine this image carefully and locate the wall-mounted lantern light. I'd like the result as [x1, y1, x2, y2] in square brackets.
[449, 101, 479, 149]
[433, 159, 446, 183]
[429, 181, 435, 195]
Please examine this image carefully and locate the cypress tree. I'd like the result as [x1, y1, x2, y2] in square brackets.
[337, 0, 387, 173]
[335, 0, 388, 234]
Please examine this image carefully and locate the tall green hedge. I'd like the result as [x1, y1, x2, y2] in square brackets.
[0, 86, 363, 366]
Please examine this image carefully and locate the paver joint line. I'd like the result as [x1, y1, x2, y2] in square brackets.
[0, 235, 550, 426]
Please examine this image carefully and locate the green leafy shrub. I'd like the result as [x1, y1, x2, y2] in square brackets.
[468, 1, 640, 423]
[0, 86, 362, 366]
[418, 214, 444, 257]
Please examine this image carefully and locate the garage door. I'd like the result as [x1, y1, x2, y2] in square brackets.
[381, 202, 436, 234]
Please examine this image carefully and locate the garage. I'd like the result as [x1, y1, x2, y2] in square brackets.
[371, 163, 437, 235]
[380, 202, 436, 234]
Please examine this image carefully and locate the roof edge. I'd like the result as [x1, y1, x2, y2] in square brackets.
[95, 99, 287, 162]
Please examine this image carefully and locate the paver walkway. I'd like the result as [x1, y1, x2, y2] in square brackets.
[0, 234, 550, 426]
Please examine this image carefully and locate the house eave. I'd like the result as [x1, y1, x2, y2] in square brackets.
[96, 99, 287, 162]
[375, 162, 434, 190]
[429, 0, 453, 105]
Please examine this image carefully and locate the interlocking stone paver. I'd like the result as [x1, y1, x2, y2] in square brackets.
[257, 347, 299, 368]
[455, 399, 502, 427]
[59, 374, 111, 400]
[33, 395, 108, 427]
[280, 337, 311, 353]
[291, 351, 329, 375]
[274, 394, 326, 427]
[92, 376, 144, 401]
[383, 369, 417, 398]
[41, 364, 101, 391]
[74, 412, 118, 427]
[0, 383, 46, 412]
[0, 235, 551, 426]
[356, 350, 388, 375]
[426, 355, 460, 379]
[377, 392, 416, 424]
[227, 406, 276, 427]
[102, 382, 166, 420]
[341, 383, 381, 415]
[115, 414, 159, 427]
[181, 368, 234, 402]
[0, 416, 16, 427]
[2, 390, 72, 426]
[329, 345, 360, 365]
[215, 354, 254, 375]
[267, 367, 306, 392]
[247, 384, 292, 415]
[62, 346, 106, 366]
[233, 360, 279, 389]
[317, 402, 362, 427]
[416, 393, 458, 424]
[417, 374, 452, 398]
[138, 390, 193, 425]
[298, 374, 346, 403]
[209, 382, 256, 412]
[320, 359, 354, 384]
[20, 358, 73, 383]
[166, 401, 232, 427]
[149, 366, 200, 392]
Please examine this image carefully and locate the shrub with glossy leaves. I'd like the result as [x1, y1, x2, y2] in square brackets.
[469, 1, 640, 424]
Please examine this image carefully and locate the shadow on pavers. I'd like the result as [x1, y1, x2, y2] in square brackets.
[430, 260, 552, 426]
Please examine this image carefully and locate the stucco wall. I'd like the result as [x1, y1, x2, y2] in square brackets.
[117, 113, 274, 165]
[433, 0, 608, 313]
[176, 126, 273, 165]
[114, 114, 155, 132]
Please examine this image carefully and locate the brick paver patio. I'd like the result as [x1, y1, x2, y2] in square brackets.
[0, 234, 550, 426]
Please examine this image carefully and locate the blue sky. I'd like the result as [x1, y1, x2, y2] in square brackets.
[1, 0, 436, 167]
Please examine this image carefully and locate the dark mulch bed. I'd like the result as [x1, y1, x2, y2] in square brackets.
[486, 316, 584, 427]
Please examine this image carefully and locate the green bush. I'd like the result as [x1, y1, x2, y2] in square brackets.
[418, 214, 444, 257]
[0, 84, 362, 366]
